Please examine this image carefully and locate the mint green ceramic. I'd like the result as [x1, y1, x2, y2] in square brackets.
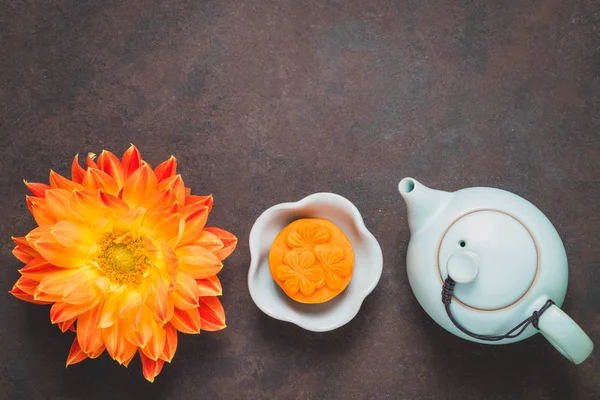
[399, 178, 593, 364]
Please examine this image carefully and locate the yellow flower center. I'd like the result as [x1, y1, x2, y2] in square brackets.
[97, 232, 148, 286]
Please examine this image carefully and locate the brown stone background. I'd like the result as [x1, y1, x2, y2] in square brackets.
[1, 0, 599, 399]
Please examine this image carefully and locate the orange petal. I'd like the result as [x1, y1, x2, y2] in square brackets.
[184, 194, 213, 214]
[98, 295, 119, 328]
[70, 190, 111, 228]
[154, 156, 177, 182]
[132, 306, 155, 348]
[33, 290, 62, 302]
[159, 324, 178, 363]
[24, 181, 50, 197]
[121, 145, 142, 178]
[19, 257, 60, 280]
[66, 338, 88, 367]
[36, 268, 81, 296]
[198, 296, 226, 331]
[175, 245, 222, 279]
[139, 350, 165, 383]
[82, 168, 120, 196]
[161, 242, 179, 281]
[12, 236, 39, 258]
[157, 175, 185, 209]
[14, 276, 38, 294]
[121, 164, 157, 208]
[49, 170, 84, 191]
[178, 207, 209, 247]
[203, 227, 238, 260]
[88, 344, 105, 359]
[45, 189, 83, 222]
[97, 150, 125, 188]
[170, 273, 200, 310]
[50, 301, 94, 324]
[71, 154, 87, 183]
[142, 210, 183, 244]
[196, 276, 222, 297]
[141, 325, 166, 361]
[140, 189, 176, 211]
[13, 246, 35, 263]
[153, 278, 169, 325]
[86, 153, 98, 169]
[193, 230, 224, 253]
[77, 306, 104, 354]
[26, 196, 57, 226]
[58, 317, 76, 333]
[118, 290, 143, 318]
[62, 269, 102, 305]
[102, 321, 136, 364]
[99, 191, 129, 214]
[33, 225, 92, 268]
[9, 286, 51, 304]
[114, 207, 146, 233]
[169, 307, 201, 334]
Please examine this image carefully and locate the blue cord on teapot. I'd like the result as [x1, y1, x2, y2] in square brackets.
[441, 277, 555, 341]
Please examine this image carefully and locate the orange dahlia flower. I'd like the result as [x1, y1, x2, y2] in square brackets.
[10, 145, 237, 382]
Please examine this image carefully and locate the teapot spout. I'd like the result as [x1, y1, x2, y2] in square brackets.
[399, 178, 452, 233]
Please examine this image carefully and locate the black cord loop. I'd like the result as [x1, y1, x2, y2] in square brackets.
[441, 277, 554, 342]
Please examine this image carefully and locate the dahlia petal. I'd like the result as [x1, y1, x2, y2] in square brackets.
[178, 207, 209, 247]
[140, 189, 175, 211]
[160, 242, 179, 281]
[13, 246, 35, 263]
[159, 324, 177, 363]
[169, 307, 201, 334]
[171, 273, 200, 310]
[58, 317, 77, 333]
[35, 231, 91, 269]
[77, 306, 104, 354]
[86, 153, 98, 169]
[24, 181, 50, 197]
[198, 296, 226, 331]
[133, 307, 155, 347]
[139, 350, 165, 383]
[89, 344, 105, 359]
[153, 278, 169, 325]
[33, 290, 62, 302]
[175, 245, 223, 279]
[25, 225, 51, 247]
[142, 212, 183, 244]
[71, 154, 87, 183]
[71, 190, 111, 228]
[98, 295, 119, 328]
[63, 269, 101, 305]
[184, 194, 213, 213]
[157, 175, 185, 208]
[103, 320, 137, 364]
[193, 230, 224, 253]
[50, 301, 94, 324]
[82, 168, 120, 196]
[203, 227, 238, 260]
[12, 236, 39, 257]
[121, 164, 157, 208]
[14, 276, 38, 295]
[114, 207, 146, 233]
[121, 145, 142, 177]
[26, 196, 57, 226]
[50, 220, 95, 252]
[10, 286, 51, 304]
[97, 150, 125, 188]
[99, 191, 129, 214]
[141, 325, 166, 361]
[45, 189, 82, 222]
[36, 268, 81, 295]
[66, 338, 88, 367]
[196, 275, 222, 297]
[49, 170, 84, 191]
[118, 290, 143, 318]
[154, 156, 177, 182]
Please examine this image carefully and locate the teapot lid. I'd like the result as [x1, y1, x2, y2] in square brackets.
[438, 210, 539, 310]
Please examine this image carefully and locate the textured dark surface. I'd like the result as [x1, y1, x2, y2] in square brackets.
[1, 0, 599, 399]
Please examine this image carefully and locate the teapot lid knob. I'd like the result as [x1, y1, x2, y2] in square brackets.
[447, 252, 479, 283]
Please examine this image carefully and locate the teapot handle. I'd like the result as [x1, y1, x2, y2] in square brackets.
[537, 304, 594, 364]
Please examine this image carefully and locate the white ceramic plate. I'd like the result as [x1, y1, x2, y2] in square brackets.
[248, 193, 383, 332]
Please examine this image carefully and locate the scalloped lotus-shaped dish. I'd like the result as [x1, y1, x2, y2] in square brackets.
[248, 193, 383, 332]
